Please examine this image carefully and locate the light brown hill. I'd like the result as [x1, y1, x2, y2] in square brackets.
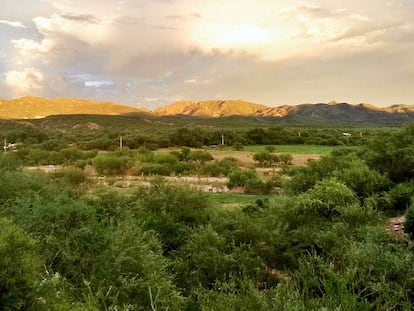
[154, 100, 269, 117]
[0, 96, 146, 119]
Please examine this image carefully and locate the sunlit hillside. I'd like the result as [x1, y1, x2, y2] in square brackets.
[0, 96, 147, 119]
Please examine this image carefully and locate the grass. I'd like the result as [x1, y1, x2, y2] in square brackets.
[208, 192, 287, 208]
[242, 144, 336, 155]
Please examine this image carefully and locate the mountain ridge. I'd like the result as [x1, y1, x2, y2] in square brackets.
[0, 96, 148, 119]
[1, 96, 414, 123]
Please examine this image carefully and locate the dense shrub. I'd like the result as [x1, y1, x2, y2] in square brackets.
[405, 204, 414, 239]
[92, 154, 133, 175]
[227, 169, 260, 189]
[52, 168, 88, 186]
[0, 217, 42, 310]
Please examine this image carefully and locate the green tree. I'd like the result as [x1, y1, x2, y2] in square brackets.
[232, 142, 244, 151]
[0, 217, 42, 310]
[189, 150, 214, 164]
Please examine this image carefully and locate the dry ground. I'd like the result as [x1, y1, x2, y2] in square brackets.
[157, 148, 322, 167]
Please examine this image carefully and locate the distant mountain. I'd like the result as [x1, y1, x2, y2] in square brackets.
[258, 102, 414, 123]
[1, 96, 414, 124]
[153, 100, 268, 117]
[154, 100, 414, 123]
[0, 96, 147, 119]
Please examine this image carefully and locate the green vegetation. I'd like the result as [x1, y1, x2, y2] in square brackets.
[244, 144, 336, 155]
[1, 118, 414, 310]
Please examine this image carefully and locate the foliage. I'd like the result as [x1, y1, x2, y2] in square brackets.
[405, 204, 414, 239]
[232, 142, 244, 151]
[227, 169, 260, 189]
[0, 217, 42, 310]
[3, 120, 414, 309]
[92, 154, 132, 175]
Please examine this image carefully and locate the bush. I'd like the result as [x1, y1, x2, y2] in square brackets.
[189, 150, 214, 163]
[279, 153, 293, 165]
[153, 152, 179, 165]
[0, 153, 22, 171]
[232, 142, 244, 151]
[52, 168, 88, 186]
[92, 154, 133, 175]
[297, 178, 358, 219]
[405, 204, 414, 239]
[388, 182, 414, 211]
[0, 217, 41, 310]
[139, 163, 173, 176]
[200, 158, 238, 177]
[227, 169, 260, 189]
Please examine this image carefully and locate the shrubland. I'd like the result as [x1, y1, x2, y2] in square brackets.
[0, 125, 414, 310]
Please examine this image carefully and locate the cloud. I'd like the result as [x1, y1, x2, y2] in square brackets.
[1, 0, 413, 106]
[0, 19, 26, 28]
[12, 38, 54, 56]
[84, 80, 114, 88]
[60, 14, 100, 24]
[4, 67, 43, 91]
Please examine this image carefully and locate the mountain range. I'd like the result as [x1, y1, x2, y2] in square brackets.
[1, 96, 414, 123]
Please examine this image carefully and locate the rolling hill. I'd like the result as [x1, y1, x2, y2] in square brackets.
[0, 96, 147, 119]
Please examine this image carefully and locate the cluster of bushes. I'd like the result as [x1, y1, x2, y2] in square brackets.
[286, 126, 414, 214]
[4, 147, 97, 167]
[2, 143, 414, 310]
[2, 120, 385, 159]
[253, 151, 293, 167]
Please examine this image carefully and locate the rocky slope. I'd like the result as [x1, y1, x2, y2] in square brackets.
[153, 100, 268, 117]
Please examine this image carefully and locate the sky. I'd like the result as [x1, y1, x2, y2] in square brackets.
[0, 0, 413, 109]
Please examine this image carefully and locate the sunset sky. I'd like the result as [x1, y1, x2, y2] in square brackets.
[1, 0, 414, 108]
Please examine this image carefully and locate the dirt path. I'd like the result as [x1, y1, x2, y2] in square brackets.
[386, 216, 407, 238]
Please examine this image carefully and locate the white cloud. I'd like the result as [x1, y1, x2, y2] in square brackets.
[1, 0, 413, 106]
[0, 19, 26, 28]
[12, 38, 54, 56]
[4, 68, 44, 91]
[84, 80, 114, 88]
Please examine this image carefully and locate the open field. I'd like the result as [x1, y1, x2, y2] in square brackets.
[157, 146, 325, 167]
[242, 144, 336, 155]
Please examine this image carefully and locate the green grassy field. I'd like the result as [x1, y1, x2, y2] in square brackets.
[243, 144, 336, 155]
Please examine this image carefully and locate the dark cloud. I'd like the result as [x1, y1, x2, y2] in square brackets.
[60, 14, 100, 24]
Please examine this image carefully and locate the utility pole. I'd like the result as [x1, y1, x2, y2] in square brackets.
[221, 133, 225, 145]
[3, 138, 8, 153]
[119, 136, 123, 150]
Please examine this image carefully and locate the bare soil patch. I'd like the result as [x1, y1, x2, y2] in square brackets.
[386, 216, 407, 239]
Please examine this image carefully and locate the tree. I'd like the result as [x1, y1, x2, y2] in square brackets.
[279, 153, 293, 165]
[297, 178, 358, 219]
[253, 151, 272, 167]
[227, 169, 261, 189]
[232, 142, 244, 151]
[0, 217, 42, 310]
[189, 150, 214, 164]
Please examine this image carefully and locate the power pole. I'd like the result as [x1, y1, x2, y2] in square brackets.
[221, 133, 225, 145]
[119, 136, 123, 150]
[3, 138, 8, 153]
